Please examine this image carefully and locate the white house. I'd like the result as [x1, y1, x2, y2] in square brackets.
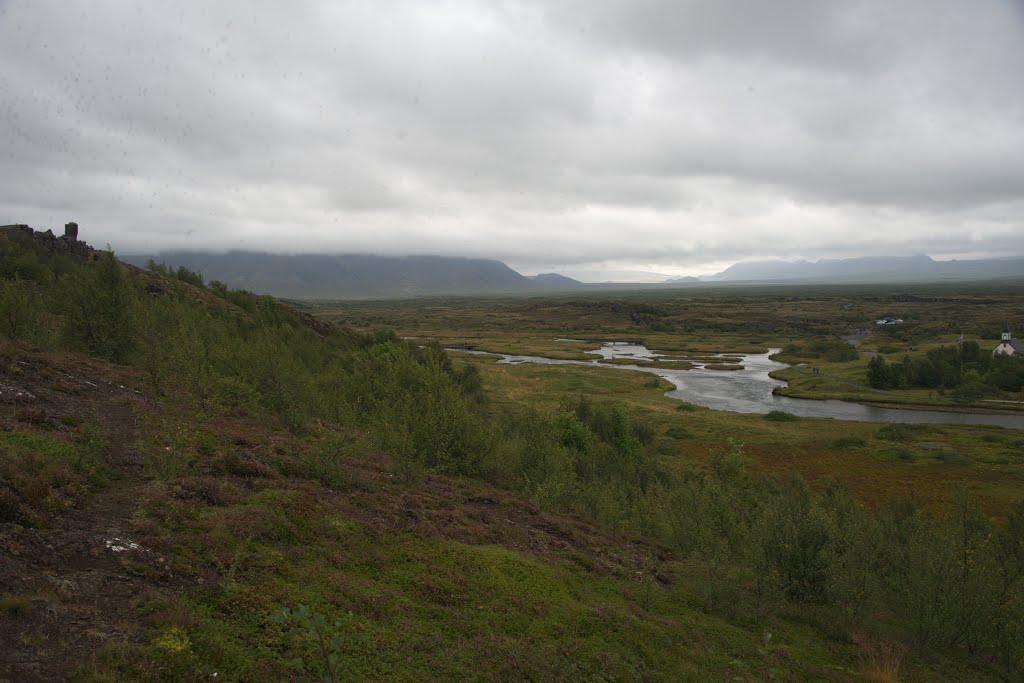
[993, 330, 1024, 357]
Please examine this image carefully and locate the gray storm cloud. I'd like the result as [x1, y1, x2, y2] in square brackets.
[1, 0, 1022, 280]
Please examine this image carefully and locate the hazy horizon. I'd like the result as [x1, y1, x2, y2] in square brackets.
[3, 1, 1023, 281]
[111, 245, 1024, 284]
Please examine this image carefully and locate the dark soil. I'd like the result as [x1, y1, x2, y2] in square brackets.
[0, 350, 177, 682]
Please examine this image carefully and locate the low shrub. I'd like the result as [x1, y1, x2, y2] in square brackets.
[764, 411, 799, 422]
[875, 424, 928, 442]
[875, 446, 916, 463]
[665, 426, 693, 440]
[932, 450, 971, 465]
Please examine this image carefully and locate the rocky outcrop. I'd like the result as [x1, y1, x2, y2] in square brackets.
[0, 222, 93, 258]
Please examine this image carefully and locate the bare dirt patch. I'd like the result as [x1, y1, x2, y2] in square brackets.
[0, 349, 187, 682]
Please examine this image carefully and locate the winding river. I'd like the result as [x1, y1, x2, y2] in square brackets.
[478, 343, 1024, 429]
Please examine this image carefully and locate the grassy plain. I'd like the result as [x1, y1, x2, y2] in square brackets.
[459, 353, 1024, 517]
[299, 279, 1024, 353]
[300, 282, 1024, 515]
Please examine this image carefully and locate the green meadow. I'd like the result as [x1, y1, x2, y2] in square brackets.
[2, 231, 1023, 681]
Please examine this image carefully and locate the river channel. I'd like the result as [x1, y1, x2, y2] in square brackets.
[473, 343, 1024, 429]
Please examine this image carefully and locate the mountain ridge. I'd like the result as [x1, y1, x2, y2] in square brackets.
[529, 272, 583, 287]
[122, 251, 544, 299]
[121, 249, 1024, 299]
[703, 254, 1024, 283]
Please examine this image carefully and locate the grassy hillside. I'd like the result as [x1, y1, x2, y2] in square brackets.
[1, 229, 1022, 680]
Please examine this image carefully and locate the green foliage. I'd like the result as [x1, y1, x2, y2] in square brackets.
[764, 410, 799, 422]
[477, 395, 663, 528]
[665, 426, 693, 440]
[867, 354, 890, 389]
[869, 489, 1018, 655]
[0, 429, 104, 527]
[952, 380, 990, 403]
[10, 230, 1024, 679]
[345, 341, 487, 476]
[656, 448, 1024, 674]
[867, 344, 1024, 397]
[875, 423, 928, 442]
[1, 236, 501, 451]
[663, 441, 753, 612]
[134, 295, 179, 394]
[147, 259, 204, 288]
[174, 265, 204, 288]
[874, 446, 916, 462]
[241, 328, 318, 432]
[60, 252, 136, 361]
[986, 356, 1024, 393]
[0, 232, 74, 282]
[273, 605, 365, 682]
[781, 338, 858, 362]
[755, 475, 833, 603]
[0, 275, 41, 341]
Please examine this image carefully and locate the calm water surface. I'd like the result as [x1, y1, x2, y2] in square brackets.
[477, 343, 1024, 429]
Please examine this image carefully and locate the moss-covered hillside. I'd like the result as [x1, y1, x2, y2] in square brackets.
[1, 227, 1022, 681]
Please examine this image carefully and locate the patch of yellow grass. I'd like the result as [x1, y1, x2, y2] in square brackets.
[852, 632, 908, 683]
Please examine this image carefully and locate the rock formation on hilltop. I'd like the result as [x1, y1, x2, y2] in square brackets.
[0, 222, 93, 259]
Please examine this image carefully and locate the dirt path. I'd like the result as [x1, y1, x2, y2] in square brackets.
[0, 352, 170, 682]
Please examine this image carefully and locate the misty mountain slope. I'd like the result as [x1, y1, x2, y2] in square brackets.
[121, 250, 1024, 299]
[122, 251, 541, 298]
[529, 272, 583, 287]
[705, 255, 1024, 283]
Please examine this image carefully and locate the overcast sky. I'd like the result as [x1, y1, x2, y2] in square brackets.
[2, 1, 1023, 280]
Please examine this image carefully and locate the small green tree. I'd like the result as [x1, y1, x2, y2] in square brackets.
[0, 275, 40, 341]
[664, 441, 754, 612]
[754, 475, 833, 604]
[867, 355, 889, 389]
[60, 252, 136, 361]
[273, 605, 365, 682]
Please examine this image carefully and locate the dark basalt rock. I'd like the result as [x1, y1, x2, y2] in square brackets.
[1, 222, 93, 258]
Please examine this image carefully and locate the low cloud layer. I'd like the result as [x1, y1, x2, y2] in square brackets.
[2, 1, 1022, 280]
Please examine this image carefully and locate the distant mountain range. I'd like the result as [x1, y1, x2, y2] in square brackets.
[529, 273, 583, 287]
[699, 254, 1024, 283]
[121, 251, 583, 299]
[121, 250, 1024, 299]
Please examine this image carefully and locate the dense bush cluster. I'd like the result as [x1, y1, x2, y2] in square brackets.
[484, 395, 662, 528]
[867, 343, 1024, 398]
[780, 338, 859, 362]
[656, 444, 1024, 669]
[0, 234, 492, 473]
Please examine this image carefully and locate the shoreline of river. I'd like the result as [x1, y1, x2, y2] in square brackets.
[771, 390, 1024, 416]
[765, 369, 1024, 415]
[453, 344, 1024, 428]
